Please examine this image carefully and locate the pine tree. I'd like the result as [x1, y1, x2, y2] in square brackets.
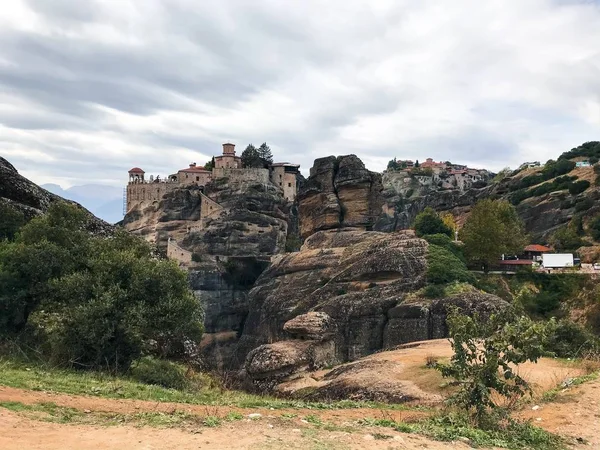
[258, 142, 273, 167]
[241, 144, 262, 168]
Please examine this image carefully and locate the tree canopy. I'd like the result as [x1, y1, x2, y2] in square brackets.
[413, 207, 453, 238]
[241, 142, 273, 168]
[460, 199, 527, 269]
[0, 202, 203, 372]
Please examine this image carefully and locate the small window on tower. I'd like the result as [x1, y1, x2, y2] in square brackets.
[288, 183, 292, 187]
[196, 176, 199, 181]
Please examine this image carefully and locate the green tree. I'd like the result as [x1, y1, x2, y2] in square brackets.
[460, 199, 527, 271]
[387, 158, 399, 171]
[569, 180, 590, 195]
[436, 308, 551, 427]
[257, 142, 273, 167]
[549, 224, 583, 251]
[0, 203, 203, 372]
[413, 207, 453, 238]
[0, 203, 26, 241]
[204, 157, 215, 171]
[241, 144, 262, 168]
[590, 215, 600, 241]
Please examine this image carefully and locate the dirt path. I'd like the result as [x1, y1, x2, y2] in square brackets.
[0, 386, 425, 424]
[0, 388, 464, 450]
[520, 376, 600, 448]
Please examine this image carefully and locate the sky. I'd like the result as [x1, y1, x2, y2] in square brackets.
[0, 0, 599, 188]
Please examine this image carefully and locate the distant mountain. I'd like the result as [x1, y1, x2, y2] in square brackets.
[42, 183, 124, 224]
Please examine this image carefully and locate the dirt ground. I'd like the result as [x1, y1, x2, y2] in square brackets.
[0, 339, 597, 449]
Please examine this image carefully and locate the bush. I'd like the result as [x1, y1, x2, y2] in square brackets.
[424, 234, 465, 263]
[130, 356, 189, 390]
[575, 198, 593, 212]
[549, 224, 583, 251]
[589, 215, 600, 241]
[435, 308, 550, 427]
[414, 208, 452, 238]
[569, 180, 590, 195]
[427, 245, 475, 285]
[0, 204, 26, 241]
[543, 320, 600, 358]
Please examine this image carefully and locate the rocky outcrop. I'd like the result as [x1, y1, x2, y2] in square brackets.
[237, 229, 429, 374]
[0, 157, 112, 235]
[383, 292, 509, 348]
[298, 155, 384, 238]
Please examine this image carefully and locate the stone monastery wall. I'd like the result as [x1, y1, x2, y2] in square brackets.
[212, 168, 270, 184]
[126, 182, 177, 212]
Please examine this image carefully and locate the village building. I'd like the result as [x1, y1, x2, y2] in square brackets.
[523, 244, 552, 262]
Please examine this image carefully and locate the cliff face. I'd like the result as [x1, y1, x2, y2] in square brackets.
[123, 177, 294, 369]
[0, 157, 113, 235]
[298, 155, 384, 238]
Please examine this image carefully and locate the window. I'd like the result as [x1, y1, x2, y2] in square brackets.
[196, 176, 199, 181]
[288, 183, 292, 187]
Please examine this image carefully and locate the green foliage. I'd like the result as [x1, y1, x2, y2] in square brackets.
[549, 224, 583, 251]
[204, 157, 215, 171]
[0, 203, 26, 241]
[424, 233, 465, 262]
[574, 197, 593, 212]
[0, 203, 203, 372]
[510, 176, 578, 205]
[130, 356, 189, 390]
[435, 308, 550, 426]
[514, 271, 586, 317]
[589, 215, 600, 241]
[427, 245, 475, 285]
[460, 199, 528, 270]
[257, 142, 273, 166]
[387, 158, 400, 171]
[285, 234, 302, 252]
[414, 207, 453, 238]
[558, 141, 600, 161]
[568, 179, 590, 195]
[542, 319, 600, 358]
[240, 144, 262, 168]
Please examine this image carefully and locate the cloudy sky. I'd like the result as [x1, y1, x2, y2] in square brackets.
[1, 0, 599, 188]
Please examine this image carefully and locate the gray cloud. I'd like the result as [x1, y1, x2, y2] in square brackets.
[0, 0, 599, 188]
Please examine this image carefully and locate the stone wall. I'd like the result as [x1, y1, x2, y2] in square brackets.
[212, 168, 270, 184]
[126, 182, 177, 212]
[167, 238, 192, 265]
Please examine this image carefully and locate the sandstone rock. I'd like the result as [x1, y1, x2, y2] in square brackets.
[0, 157, 112, 235]
[244, 340, 336, 391]
[283, 312, 335, 341]
[383, 291, 509, 349]
[298, 155, 384, 239]
[237, 229, 429, 367]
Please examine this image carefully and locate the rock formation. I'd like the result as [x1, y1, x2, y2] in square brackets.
[237, 228, 507, 390]
[298, 155, 384, 238]
[0, 157, 113, 235]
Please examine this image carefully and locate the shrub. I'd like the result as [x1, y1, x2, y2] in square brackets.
[414, 208, 452, 238]
[130, 356, 189, 390]
[589, 215, 600, 241]
[549, 225, 583, 251]
[427, 245, 475, 285]
[423, 284, 445, 298]
[569, 180, 590, 195]
[543, 319, 600, 358]
[0, 203, 26, 241]
[435, 308, 550, 427]
[424, 233, 465, 263]
[575, 198, 593, 212]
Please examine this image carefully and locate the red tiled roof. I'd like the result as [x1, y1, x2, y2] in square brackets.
[524, 244, 552, 253]
[128, 167, 145, 173]
[179, 167, 211, 173]
[499, 260, 534, 265]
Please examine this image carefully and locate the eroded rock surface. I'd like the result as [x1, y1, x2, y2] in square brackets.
[0, 157, 112, 235]
[298, 155, 384, 238]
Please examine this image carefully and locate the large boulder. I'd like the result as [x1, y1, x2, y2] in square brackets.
[236, 229, 429, 367]
[298, 155, 384, 238]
